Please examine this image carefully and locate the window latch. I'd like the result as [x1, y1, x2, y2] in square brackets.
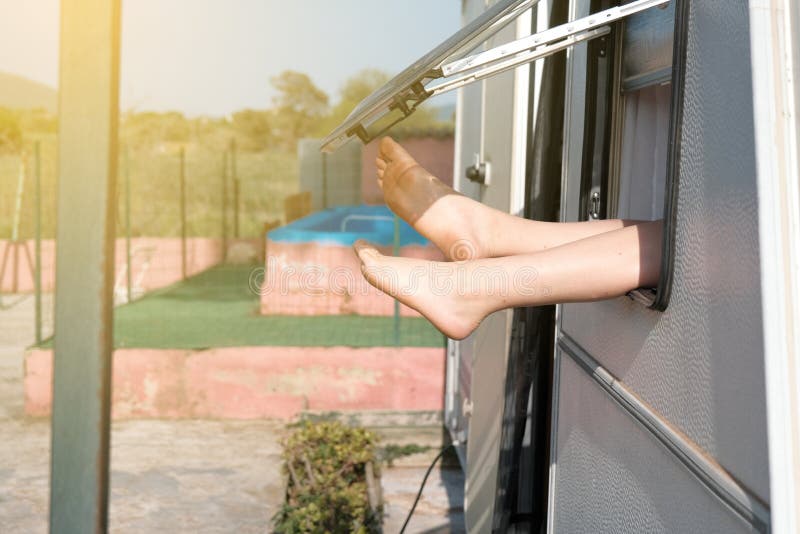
[466, 153, 492, 185]
[589, 190, 602, 219]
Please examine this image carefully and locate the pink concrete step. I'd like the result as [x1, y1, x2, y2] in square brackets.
[24, 346, 445, 420]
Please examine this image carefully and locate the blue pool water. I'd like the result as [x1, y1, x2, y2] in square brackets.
[267, 205, 429, 247]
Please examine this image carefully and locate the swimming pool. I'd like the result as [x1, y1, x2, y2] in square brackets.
[266, 205, 428, 247]
[260, 205, 443, 316]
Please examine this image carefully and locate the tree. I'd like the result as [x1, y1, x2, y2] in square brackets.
[158, 112, 191, 142]
[315, 69, 389, 136]
[270, 71, 329, 150]
[338, 69, 390, 109]
[317, 69, 453, 141]
[17, 108, 57, 136]
[0, 108, 22, 153]
[231, 109, 273, 151]
[121, 111, 191, 147]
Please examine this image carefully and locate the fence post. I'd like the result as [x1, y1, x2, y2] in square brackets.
[124, 145, 132, 303]
[34, 141, 42, 344]
[322, 152, 328, 210]
[0, 154, 31, 296]
[0, 164, 14, 296]
[221, 150, 228, 262]
[179, 146, 187, 279]
[393, 215, 400, 347]
[231, 138, 240, 238]
[11, 156, 25, 293]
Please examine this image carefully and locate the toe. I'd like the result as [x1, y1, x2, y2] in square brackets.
[380, 137, 410, 163]
[353, 239, 381, 264]
[379, 137, 396, 159]
[354, 241, 386, 290]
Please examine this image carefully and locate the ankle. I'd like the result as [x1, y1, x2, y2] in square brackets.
[445, 197, 492, 261]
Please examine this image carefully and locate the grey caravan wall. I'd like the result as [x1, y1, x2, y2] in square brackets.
[551, 1, 769, 533]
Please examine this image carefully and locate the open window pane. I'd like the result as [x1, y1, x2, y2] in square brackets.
[320, 0, 537, 153]
[621, 1, 674, 91]
[321, 0, 670, 153]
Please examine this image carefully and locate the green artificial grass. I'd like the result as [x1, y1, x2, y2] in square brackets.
[40, 264, 444, 350]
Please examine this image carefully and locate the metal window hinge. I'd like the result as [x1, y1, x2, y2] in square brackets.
[428, 0, 670, 97]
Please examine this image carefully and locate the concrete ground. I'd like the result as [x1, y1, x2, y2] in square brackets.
[0, 294, 464, 533]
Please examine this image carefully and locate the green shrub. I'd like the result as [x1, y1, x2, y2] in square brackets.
[273, 421, 382, 534]
[380, 443, 432, 467]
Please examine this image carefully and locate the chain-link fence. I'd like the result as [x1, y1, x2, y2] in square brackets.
[4, 132, 448, 434]
[1, 135, 447, 350]
[121, 142, 297, 239]
[0, 138, 298, 237]
[1, 138, 298, 337]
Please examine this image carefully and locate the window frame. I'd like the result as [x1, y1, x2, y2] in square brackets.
[581, 0, 689, 310]
[652, 0, 689, 311]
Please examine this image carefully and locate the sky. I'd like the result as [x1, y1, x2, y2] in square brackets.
[0, 0, 460, 117]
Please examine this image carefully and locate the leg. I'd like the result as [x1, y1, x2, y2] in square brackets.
[355, 220, 663, 340]
[376, 137, 643, 260]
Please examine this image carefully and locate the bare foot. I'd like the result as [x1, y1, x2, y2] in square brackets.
[354, 240, 487, 340]
[376, 137, 489, 261]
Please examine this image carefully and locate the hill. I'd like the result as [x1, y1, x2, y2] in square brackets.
[0, 72, 57, 113]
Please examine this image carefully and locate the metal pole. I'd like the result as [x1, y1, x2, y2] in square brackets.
[322, 152, 328, 209]
[11, 157, 24, 243]
[124, 146, 132, 303]
[231, 138, 239, 238]
[221, 151, 228, 262]
[393, 215, 400, 347]
[11, 156, 26, 293]
[34, 142, 42, 345]
[179, 146, 187, 279]
[50, 0, 120, 532]
[11, 233, 18, 294]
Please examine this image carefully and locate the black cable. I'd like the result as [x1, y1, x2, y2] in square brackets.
[398, 441, 460, 534]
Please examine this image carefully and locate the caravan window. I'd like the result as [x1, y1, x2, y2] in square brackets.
[318, 0, 681, 302]
[611, 1, 674, 221]
[582, 0, 682, 309]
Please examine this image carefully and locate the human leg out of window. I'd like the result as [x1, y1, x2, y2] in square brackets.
[359, 137, 663, 340]
[375, 136, 648, 260]
[355, 221, 662, 340]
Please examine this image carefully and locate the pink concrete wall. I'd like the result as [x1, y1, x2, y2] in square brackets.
[260, 241, 444, 316]
[0, 237, 256, 294]
[0, 239, 56, 293]
[361, 137, 455, 205]
[25, 346, 445, 420]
